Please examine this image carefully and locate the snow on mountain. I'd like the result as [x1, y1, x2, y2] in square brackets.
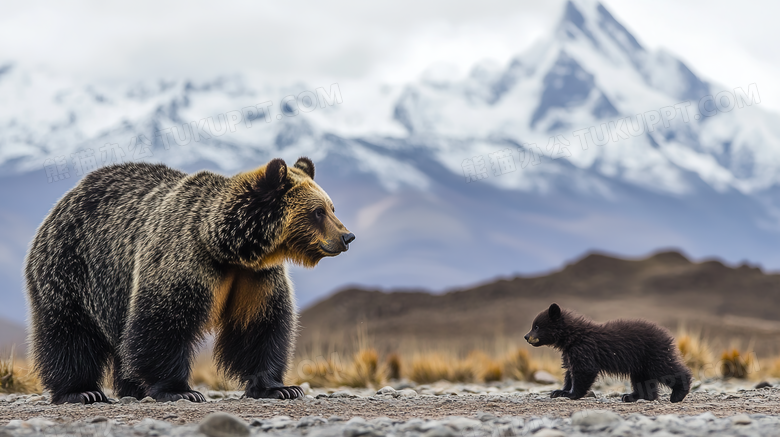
[1, 0, 780, 324]
[390, 0, 776, 199]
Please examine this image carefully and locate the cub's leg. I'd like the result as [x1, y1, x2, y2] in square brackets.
[622, 373, 659, 402]
[550, 369, 572, 398]
[667, 368, 692, 403]
[121, 275, 210, 403]
[214, 266, 303, 400]
[26, 260, 111, 404]
[566, 367, 598, 400]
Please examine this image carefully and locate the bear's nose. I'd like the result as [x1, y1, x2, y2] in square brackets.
[523, 334, 530, 341]
[342, 233, 355, 246]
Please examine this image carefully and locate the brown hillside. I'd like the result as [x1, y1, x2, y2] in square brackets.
[298, 251, 780, 356]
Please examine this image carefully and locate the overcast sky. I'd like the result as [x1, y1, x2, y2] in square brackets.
[3, 0, 779, 111]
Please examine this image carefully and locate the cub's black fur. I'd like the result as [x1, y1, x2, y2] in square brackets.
[25, 158, 354, 404]
[525, 303, 691, 403]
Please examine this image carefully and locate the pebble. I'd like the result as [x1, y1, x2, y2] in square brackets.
[119, 396, 139, 404]
[571, 410, 622, 429]
[198, 412, 250, 437]
[24, 395, 44, 404]
[532, 370, 559, 384]
[534, 430, 566, 437]
[731, 414, 753, 425]
[376, 386, 396, 395]
[423, 425, 456, 437]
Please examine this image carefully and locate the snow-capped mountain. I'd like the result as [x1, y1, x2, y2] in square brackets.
[2, 0, 779, 324]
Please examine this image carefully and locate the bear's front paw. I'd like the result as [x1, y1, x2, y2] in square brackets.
[53, 390, 110, 404]
[152, 390, 206, 403]
[246, 385, 304, 400]
[550, 390, 570, 399]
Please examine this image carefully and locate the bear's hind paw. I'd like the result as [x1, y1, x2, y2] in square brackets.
[153, 390, 206, 403]
[550, 390, 570, 399]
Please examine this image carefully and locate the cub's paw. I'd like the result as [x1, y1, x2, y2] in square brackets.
[246, 385, 304, 400]
[153, 390, 206, 403]
[621, 393, 639, 403]
[550, 390, 570, 399]
[669, 390, 689, 403]
[53, 390, 109, 404]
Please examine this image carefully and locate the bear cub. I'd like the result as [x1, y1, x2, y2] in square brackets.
[524, 303, 692, 403]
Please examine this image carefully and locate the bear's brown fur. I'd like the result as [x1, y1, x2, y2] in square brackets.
[25, 157, 354, 404]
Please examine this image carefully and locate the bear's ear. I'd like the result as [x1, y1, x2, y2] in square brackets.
[548, 303, 561, 320]
[294, 157, 315, 179]
[263, 158, 288, 188]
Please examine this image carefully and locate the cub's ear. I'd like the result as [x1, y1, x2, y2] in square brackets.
[263, 158, 288, 188]
[294, 157, 315, 179]
[548, 303, 561, 320]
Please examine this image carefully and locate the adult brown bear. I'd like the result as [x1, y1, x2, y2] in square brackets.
[25, 157, 354, 404]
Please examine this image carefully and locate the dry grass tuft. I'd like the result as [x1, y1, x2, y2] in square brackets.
[0, 348, 40, 394]
[720, 348, 755, 379]
[290, 352, 345, 387]
[677, 329, 714, 378]
[339, 348, 384, 388]
[466, 351, 502, 383]
[502, 348, 534, 381]
[409, 353, 451, 384]
[386, 352, 402, 380]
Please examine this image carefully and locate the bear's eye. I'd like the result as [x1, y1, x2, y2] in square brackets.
[314, 207, 326, 219]
[534, 325, 539, 330]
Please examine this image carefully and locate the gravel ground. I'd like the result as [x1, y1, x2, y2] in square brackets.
[2, 380, 780, 436]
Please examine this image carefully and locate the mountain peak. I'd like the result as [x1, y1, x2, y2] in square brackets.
[557, 0, 645, 57]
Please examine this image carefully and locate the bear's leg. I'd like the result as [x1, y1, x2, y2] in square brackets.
[121, 280, 209, 403]
[215, 267, 303, 400]
[550, 369, 572, 398]
[622, 373, 659, 402]
[567, 368, 598, 400]
[668, 367, 692, 403]
[28, 280, 111, 405]
[112, 355, 147, 400]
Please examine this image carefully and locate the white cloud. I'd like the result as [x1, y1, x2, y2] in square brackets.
[1, 0, 778, 113]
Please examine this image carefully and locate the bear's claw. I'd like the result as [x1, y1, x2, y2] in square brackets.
[53, 390, 109, 404]
[154, 390, 206, 403]
[247, 385, 305, 400]
[550, 390, 570, 398]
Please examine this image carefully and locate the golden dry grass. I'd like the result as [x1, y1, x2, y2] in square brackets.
[409, 353, 451, 384]
[386, 353, 402, 380]
[762, 357, 780, 379]
[0, 348, 40, 394]
[502, 348, 534, 381]
[720, 348, 756, 379]
[5, 330, 778, 394]
[676, 328, 715, 379]
[338, 348, 385, 388]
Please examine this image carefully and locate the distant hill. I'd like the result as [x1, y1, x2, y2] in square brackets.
[298, 251, 780, 356]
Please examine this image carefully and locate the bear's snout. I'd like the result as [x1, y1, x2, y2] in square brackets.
[341, 232, 355, 250]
